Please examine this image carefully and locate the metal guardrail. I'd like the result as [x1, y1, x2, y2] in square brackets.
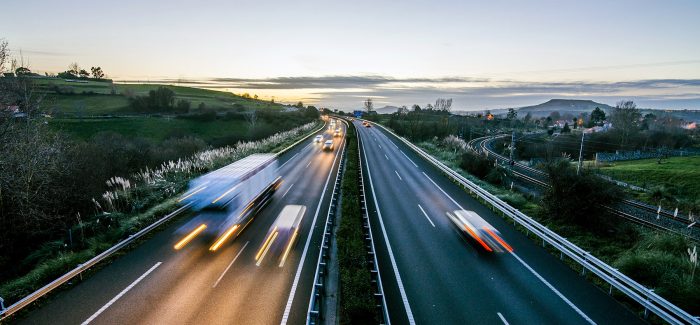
[371, 121, 699, 325]
[356, 131, 391, 324]
[307, 122, 347, 324]
[0, 121, 327, 322]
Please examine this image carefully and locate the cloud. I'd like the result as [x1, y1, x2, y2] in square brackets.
[112, 75, 700, 110]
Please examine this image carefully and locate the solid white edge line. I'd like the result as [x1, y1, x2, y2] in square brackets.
[362, 132, 416, 324]
[385, 154, 389, 160]
[81, 262, 162, 325]
[280, 126, 345, 325]
[394, 170, 403, 181]
[417, 204, 435, 227]
[282, 183, 294, 198]
[305, 160, 312, 168]
[213, 241, 249, 288]
[400, 150, 419, 168]
[497, 312, 509, 325]
[512, 253, 596, 325]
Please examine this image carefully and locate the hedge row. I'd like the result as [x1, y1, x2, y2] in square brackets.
[337, 124, 379, 324]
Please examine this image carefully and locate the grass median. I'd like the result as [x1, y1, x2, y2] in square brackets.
[336, 124, 379, 324]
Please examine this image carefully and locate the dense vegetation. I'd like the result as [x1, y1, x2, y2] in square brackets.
[337, 124, 378, 324]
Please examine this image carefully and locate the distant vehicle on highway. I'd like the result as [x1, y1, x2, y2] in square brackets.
[446, 210, 513, 253]
[333, 129, 342, 137]
[322, 140, 334, 151]
[314, 135, 323, 143]
[255, 205, 307, 266]
[175, 153, 282, 251]
[362, 121, 371, 127]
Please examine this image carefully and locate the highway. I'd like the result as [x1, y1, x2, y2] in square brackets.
[355, 120, 643, 324]
[16, 122, 346, 325]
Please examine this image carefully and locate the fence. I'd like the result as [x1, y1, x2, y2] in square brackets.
[596, 148, 700, 163]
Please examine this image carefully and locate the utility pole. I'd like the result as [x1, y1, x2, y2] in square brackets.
[577, 131, 585, 175]
[509, 131, 515, 164]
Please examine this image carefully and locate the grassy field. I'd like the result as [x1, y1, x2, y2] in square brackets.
[49, 117, 252, 142]
[32, 77, 283, 115]
[598, 156, 700, 206]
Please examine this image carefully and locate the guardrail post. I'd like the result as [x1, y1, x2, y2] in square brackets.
[0, 297, 5, 313]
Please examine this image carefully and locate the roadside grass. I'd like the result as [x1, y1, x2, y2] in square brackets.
[597, 156, 700, 209]
[415, 137, 700, 317]
[337, 124, 378, 324]
[0, 121, 322, 313]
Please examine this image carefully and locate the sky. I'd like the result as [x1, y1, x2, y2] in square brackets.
[2, 0, 700, 110]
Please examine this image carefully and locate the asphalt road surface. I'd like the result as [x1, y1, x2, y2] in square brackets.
[355, 120, 643, 325]
[17, 121, 346, 325]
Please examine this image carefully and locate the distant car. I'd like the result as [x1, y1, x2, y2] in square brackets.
[333, 130, 341, 137]
[364, 122, 371, 127]
[446, 210, 513, 253]
[322, 140, 334, 151]
[314, 135, 323, 143]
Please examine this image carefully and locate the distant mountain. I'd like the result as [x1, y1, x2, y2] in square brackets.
[517, 99, 612, 118]
[375, 105, 400, 114]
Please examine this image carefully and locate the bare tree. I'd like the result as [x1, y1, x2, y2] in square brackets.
[68, 62, 80, 76]
[434, 98, 452, 112]
[397, 105, 409, 115]
[0, 39, 9, 74]
[364, 98, 373, 113]
[611, 100, 641, 148]
[244, 109, 258, 129]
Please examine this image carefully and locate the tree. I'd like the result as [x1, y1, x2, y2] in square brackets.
[295, 101, 304, 108]
[507, 108, 517, 120]
[397, 105, 409, 115]
[572, 117, 578, 129]
[610, 100, 641, 148]
[14, 66, 31, 76]
[425, 103, 434, 111]
[590, 107, 606, 125]
[90, 66, 105, 80]
[364, 98, 373, 113]
[244, 109, 258, 129]
[562, 123, 571, 133]
[176, 99, 191, 113]
[68, 62, 80, 76]
[412, 104, 421, 112]
[548, 111, 561, 121]
[78, 69, 90, 79]
[434, 98, 452, 112]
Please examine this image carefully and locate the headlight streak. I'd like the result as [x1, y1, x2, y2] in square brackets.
[209, 224, 240, 251]
[279, 229, 299, 268]
[173, 224, 207, 250]
[256, 228, 279, 266]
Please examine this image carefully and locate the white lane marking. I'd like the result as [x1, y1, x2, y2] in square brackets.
[394, 170, 403, 181]
[282, 183, 294, 198]
[362, 136, 415, 324]
[422, 172, 462, 209]
[400, 150, 419, 168]
[512, 253, 596, 325]
[81, 262, 162, 325]
[417, 204, 435, 227]
[378, 144, 382, 149]
[213, 241, 249, 288]
[384, 154, 389, 160]
[391, 141, 399, 149]
[305, 160, 312, 168]
[281, 132, 345, 325]
[278, 152, 300, 170]
[422, 172, 594, 324]
[497, 312, 509, 325]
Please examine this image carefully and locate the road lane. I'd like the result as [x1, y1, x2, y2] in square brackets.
[18, 121, 346, 325]
[356, 120, 642, 324]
